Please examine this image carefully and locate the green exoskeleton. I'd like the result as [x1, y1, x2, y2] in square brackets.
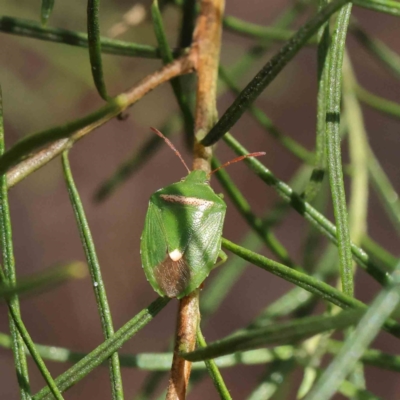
[141, 128, 265, 299]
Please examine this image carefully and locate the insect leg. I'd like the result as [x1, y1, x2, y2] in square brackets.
[212, 250, 228, 270]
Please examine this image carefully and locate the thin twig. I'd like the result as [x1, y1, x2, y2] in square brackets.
[6, 55, 194, 188]
[166, 1, 225, 399]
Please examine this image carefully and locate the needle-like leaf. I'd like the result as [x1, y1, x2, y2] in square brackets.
[0, 262, 86, 300]
[201, 0, 350, 146]
[87, 0, 109, 100]
[182, 309, 364, 361]
[40, 0, 55, 26]
[0, 16, 160, 58]
[33, 297, 169, 399]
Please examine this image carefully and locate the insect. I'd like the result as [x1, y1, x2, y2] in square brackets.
[141, 127, 265, 299]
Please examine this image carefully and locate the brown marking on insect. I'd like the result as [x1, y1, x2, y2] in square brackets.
[160, 194, 213, 208]
[154, 254, 191, 298]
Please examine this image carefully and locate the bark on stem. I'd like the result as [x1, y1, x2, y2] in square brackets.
[165, 290, 200, 400]
[166, 1, 225, 399]
[192, 0, 225, 173]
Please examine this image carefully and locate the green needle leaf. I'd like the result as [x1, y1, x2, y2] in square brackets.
[151, 0, 194, 143]
[353, 0, 400, 16]
[251, 243, 339, 329]
[362, 236, 398, 270]
[1, 88, 65, 400]
[0, 332, 293, 370]
[7, 303, 64, 399]
[304, 0, 329, 201]
[0, 16, 160, 58]
[305, 262, 400, 400]
[33, 297, 170, 399]
[4, 329, 400, 374]
[221, 0, 309, 83]
[178, 0, 196, 48]
[202, 166, 311, 320]
[328, 339, 400, 373]
[197, 329, 232, 400]
[0, 262, 86, 300]
[222, 133, 392, 286]
[182, 309, 364, 362]
[223, 16, 304, 42]
[351, 21, 400, 78]
[3, 0, 400, 397]
[212, 157, 295, 267]
[325, 3, 354, 296]
[201, 0, 350, 147]
[220, 238, 400, 338]
[368, 147, 400, 235]
[317, 372, 379, 400]
[356, 85, 400, 121]
[247, 360, 296, 400]
[0, 86, 31, 398]
[87, 0, 109, 100]
[40, 0, 55, 26]
[343, 53, 370, 248]
[62, 152, 123, 400]
[218, 67, 315, 165]
[151, 0, 174, 63]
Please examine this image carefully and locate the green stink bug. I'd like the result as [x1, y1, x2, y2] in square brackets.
[141, 128, 265, 299]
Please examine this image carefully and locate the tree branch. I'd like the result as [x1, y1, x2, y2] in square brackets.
[6, 55, 194, 188]
[166, 290, 200, 400]
[192, 0, 224, 173]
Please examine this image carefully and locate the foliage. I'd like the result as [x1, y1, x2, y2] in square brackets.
[0, 0, 400, 399]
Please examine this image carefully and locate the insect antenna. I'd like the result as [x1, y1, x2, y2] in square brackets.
[208, 152, 266, 177]
[150, 127, 190, 173]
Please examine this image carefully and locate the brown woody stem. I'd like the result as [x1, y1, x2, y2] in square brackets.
[192, 0, 225, 173]
[166, 290, 200, 400]
[166, 0, 225, 399]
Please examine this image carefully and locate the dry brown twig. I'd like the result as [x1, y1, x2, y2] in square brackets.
[165, 1, 225, 399]
[166, 290, 200, 400]
[7, 55, 194, 188]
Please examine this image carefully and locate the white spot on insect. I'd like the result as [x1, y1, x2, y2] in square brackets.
[169, 249, 183, 261]
[160, 195, 213, 211]
[93, 282, 98, 287]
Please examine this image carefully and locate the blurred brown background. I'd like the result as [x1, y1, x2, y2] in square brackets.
[0, 0, 400, 398]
